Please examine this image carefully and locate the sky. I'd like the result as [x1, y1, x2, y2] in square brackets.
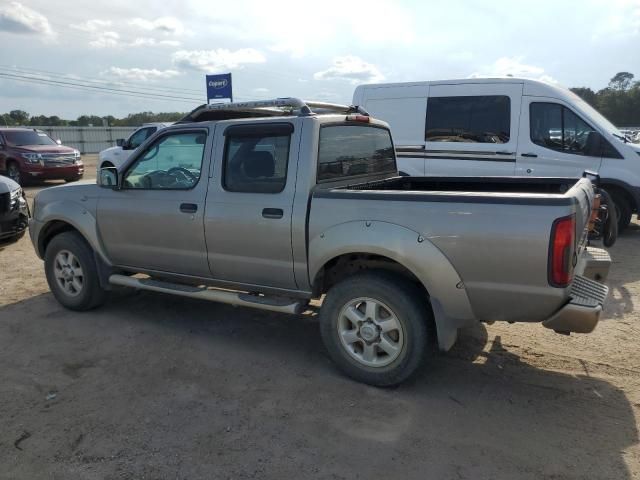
[0, 0, 639, 118]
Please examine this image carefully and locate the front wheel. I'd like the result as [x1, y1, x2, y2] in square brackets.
[611, 193, 632, 231]
[6, 161, 22, 185]
[44, 231, 106, 310]
[319, 272, 431, 386]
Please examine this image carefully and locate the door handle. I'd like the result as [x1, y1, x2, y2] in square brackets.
[262, 208, 284, 219]
[520, 153, 538, 158]
[180, 203, 198, 213]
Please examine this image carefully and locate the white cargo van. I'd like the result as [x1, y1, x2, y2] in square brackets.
[353, 78, 640, 228]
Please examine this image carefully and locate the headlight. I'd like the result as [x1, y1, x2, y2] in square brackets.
[20, 152, 42, 164]
[9, 187, 22, 209]
[73, 149, 81, 164]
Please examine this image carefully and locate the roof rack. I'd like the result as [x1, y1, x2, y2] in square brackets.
[177, 98, 369, 124]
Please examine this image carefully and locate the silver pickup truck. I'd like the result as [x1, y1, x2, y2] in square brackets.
[29, 98, 610, 386]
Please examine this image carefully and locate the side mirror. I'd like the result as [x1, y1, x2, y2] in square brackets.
[98, 166, 120, 189]
[56, 139, 62, 145]
[116, 138, 125, 147]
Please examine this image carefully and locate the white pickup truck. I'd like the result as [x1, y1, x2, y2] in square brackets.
[98, 122, 171, 172]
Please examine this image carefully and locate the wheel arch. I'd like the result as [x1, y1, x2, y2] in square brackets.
[308, 220, 477, 350]
[600, 178, 640, 213]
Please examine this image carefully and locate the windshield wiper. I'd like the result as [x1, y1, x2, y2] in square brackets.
[612, 133, 628, 143]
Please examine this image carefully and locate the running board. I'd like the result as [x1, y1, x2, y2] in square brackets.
[108, 274, 307, 314]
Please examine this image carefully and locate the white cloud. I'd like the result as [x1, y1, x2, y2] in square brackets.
[129, 17, 184, 36]
[172, 48, 266, 72]
[314, 56, 385, 84]
[102, 67, 181, 81]
[89, 31, 120, 48]
[129, 37, 181, 47]
[71, 19, 112, 33]
[269, 41, 305, 59]
[470, 57, 557, 83]
[593, 0, 640, 38]
[0, 1, 53, 36]
[252, 87, 269, 94]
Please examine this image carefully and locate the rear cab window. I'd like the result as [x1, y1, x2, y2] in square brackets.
[317, 124, 396, 183]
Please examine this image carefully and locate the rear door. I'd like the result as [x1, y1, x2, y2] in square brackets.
[516, 98, 603, 177]
[204, 121, 300, 290]
[425, 82, 522, 176]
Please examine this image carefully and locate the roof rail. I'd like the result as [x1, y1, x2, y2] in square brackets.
[177, 98, 369, 123]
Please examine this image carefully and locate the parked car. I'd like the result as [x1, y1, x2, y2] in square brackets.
[353, 77, 640, 230]
[98, 123, 172, 172]
[29, 98, 610, 386]
[0, 128, 83, 185]
[0, 174, 29, 248]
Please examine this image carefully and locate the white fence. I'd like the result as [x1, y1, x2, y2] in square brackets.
[29, 126, 137, 154]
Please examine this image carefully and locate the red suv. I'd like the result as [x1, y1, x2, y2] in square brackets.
[0, 128, 84, 185]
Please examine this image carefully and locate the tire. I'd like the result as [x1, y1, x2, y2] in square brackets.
[319, 271, 430, 387]
[65, 175, 82, 183]
[6, 161, 22, 185]
[44, 231, 106, 311]
[611, 192, 632, 231]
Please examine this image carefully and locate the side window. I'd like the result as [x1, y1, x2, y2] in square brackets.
[128, 127, 153, 149]
[530, 103, 600, 156]
[124, 131, 206, 190]
[425, 95, 510, 143]
[223, 127, 291, 194]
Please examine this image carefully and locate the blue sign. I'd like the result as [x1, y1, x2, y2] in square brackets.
[206, 73, 232, 102]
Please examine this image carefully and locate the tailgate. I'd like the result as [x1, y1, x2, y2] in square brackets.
[566, 177, 594, 250]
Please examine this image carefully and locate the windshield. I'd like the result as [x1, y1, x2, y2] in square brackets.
[569, 93, 624, 139]
[4, 130, 57, 146]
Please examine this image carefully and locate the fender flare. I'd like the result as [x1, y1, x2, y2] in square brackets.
[35, 199, 111, 266]
[308, 220, 477, 350]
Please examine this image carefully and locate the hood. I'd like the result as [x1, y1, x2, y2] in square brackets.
[13, 144, 77, 154]
[0, 174, 20, 194]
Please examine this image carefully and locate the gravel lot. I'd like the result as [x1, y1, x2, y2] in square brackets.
[1, 155, 639, 479]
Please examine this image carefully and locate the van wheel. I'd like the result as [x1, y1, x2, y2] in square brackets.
[44, 231, 106, 311]
[319, 271, 430, 386]
[611, 192, 632, 231]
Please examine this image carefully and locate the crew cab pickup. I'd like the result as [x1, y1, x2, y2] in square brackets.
[29, 98, 611, 386]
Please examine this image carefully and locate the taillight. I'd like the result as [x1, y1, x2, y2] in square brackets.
[549, 215, 576, 287]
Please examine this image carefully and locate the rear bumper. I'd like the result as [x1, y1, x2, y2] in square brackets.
[542, 271, 609, 334]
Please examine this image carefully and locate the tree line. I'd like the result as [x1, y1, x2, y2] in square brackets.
[1, 72, 639, 128]
[0, 110, 187, 127]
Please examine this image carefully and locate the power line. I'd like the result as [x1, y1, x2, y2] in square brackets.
[0, 73, 202, 105]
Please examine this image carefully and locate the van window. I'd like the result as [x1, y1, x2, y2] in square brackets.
[317, 125, 396, 182]
[530, 103, 600, 156]
[425, 96, 510, 143]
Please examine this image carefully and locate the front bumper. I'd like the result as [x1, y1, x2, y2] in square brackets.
[22, 162, 84, 180]
[542, 247, 610, 334]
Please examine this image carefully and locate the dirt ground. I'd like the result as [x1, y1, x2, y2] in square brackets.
[1, 156, 639, 479]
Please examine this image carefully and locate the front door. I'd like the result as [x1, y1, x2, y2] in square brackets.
[425, 82, 522, 176]
[516, 97, 603, 177]
[97, 128, 212, 277]
[204, 121, 298, 290]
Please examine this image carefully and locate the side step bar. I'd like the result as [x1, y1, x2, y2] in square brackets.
[109, 274, 307, 314]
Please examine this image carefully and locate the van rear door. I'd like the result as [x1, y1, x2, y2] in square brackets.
[425, 82, 523, 177]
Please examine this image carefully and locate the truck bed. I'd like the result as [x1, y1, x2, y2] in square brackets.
[310, 175, 595, 324]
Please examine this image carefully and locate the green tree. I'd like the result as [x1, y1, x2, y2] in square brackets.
[8, 109, 29, 126]
[609, 72, 634, 91]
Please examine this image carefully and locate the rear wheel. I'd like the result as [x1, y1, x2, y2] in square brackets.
[6, 161, 22, 185]
[319, 271, 430, 386]
[44, 231, 106, 310]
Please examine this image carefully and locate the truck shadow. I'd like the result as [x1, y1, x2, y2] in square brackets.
[0, 292, 636, 479]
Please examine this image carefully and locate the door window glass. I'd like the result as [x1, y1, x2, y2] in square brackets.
[124, 131, 206, 189]
[128, 127, 154, 149]
[530, 103, 599, 156]
[425, 95, 510, 143]
[223, 133, 291, 193]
